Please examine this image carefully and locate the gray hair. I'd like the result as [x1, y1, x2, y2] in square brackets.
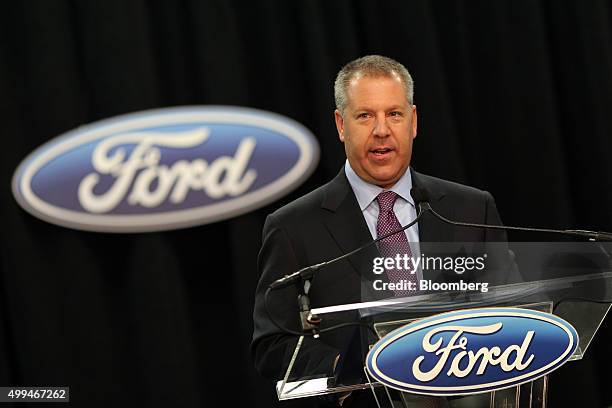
[334, 55, 414, 114]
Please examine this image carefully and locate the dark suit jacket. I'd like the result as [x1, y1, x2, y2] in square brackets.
[251, 168, 515, 405]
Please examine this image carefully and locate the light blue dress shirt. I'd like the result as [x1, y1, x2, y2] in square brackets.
[344, 160, 420, 244]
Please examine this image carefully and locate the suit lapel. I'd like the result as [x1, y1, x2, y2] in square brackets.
[321, 170, 381, 283]
[411, 168, 455, 243]
[412, 169, 467, 284]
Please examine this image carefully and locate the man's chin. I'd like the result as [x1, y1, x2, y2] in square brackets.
[370, 173, 402, 189]
[352, 163, 408, 188]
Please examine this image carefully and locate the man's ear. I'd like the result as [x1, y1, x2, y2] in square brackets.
[334, 109, 345, 142]
[411, 104, 418, 140]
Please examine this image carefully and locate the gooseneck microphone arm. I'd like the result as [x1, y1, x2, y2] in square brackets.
[269, 207, 426, 290]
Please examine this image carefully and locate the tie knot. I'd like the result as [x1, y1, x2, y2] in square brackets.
[376, 191, 398, 212]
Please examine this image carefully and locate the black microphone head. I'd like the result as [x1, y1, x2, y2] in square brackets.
[410, 187, 430, 206]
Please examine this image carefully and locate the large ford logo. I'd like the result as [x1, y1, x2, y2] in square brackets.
[12, 106, 320, 232]
[366, 307, 578, 396]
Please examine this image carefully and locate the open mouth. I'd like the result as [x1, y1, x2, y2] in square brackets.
[370, 147, 394, 156]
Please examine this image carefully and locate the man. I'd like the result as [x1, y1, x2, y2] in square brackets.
[252, 55, 511, 406]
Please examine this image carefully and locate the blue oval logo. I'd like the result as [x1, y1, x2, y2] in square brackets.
[366, 307, 578, 396]
[12, 106, 320, 232]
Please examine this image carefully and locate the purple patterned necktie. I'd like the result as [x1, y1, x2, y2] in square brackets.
[376, 191, 417, 297]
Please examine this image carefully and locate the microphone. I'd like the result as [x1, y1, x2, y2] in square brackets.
[410, 187, 612, 241]
[270, 197, 426, 290]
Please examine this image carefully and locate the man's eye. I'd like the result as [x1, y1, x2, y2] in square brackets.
[389, 111, 403, 117]
[357, 113, 370, 119]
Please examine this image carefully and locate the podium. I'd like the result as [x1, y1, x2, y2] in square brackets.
[273, 242, 612, 407]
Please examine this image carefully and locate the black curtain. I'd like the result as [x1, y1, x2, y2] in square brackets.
[1, 1, 611, 407]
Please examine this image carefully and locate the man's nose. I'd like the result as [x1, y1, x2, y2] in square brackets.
[372, 115, 391, 137]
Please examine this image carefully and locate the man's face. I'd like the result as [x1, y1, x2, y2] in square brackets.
[334, 74, 417, 189]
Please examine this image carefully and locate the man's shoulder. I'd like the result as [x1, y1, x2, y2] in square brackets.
[268, 177, 337, 224]
[413, 170, 492, 203]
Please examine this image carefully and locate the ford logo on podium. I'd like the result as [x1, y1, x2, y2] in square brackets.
[12, 106, 319, 232]
[366, 307, 578, 396]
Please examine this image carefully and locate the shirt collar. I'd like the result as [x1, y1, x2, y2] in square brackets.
[344, 160, 415, 211]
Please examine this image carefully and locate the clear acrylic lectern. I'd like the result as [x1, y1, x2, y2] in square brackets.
[275, 242, 612, 408]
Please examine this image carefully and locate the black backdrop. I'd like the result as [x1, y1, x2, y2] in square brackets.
[1, 1, 611, 407]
